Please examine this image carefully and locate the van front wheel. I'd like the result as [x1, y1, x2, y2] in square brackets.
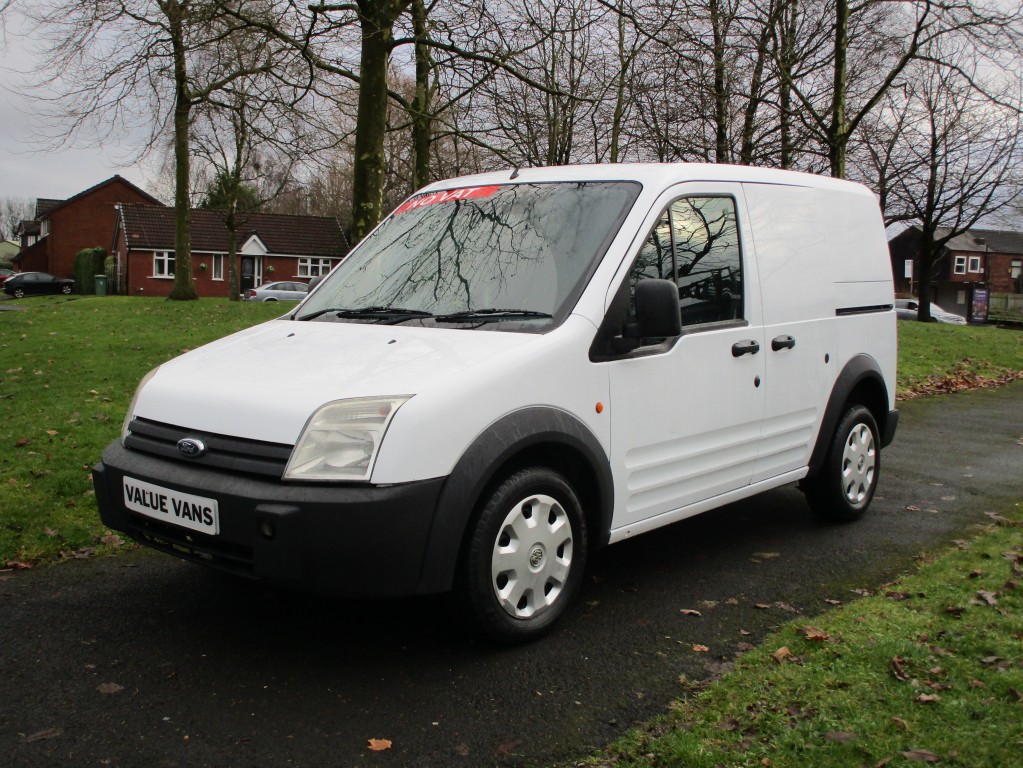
[804, 405, 879, 522]
[461, 467, 588, 644]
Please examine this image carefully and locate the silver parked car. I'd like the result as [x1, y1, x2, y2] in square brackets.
[894, 299, 966, 324]
[245, 281, 309, 302]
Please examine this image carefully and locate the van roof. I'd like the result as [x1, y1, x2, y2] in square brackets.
[417, 163, 873, 197]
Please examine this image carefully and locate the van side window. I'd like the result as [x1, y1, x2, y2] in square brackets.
[629, 196, 743, 327]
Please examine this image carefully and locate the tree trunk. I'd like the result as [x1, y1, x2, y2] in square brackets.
[167, 0, 198, 301]
[778, 0, 797, 168]
[709, 0, 730, 163]
[351, 1, 401, 243]
[411, 0, 432, 190]
[829, 0, 849, 178]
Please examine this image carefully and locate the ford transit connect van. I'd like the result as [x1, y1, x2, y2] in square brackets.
[93, 164, 898, 643]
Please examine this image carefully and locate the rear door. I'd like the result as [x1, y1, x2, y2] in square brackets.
[605, 183, 766, 535]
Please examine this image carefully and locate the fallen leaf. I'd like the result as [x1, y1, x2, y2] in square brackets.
[902, 749, 940, 762]
[454, 744, 470, 757]
[680, 609, 702, 617]
[770, 646, 791, 664]
[97, 682, 124, 695]
[974, 590, 998, 606]
[496, 739, 521, 756]
[754, 603, 771, 609]
[824, 598, 842, 605]
[23, 728, 63, 743]
[797, 626, 830, 641]
[752, 552, 781, 559]
[969, 569, 983, 579]
[367, 738, 392, 752]
[890, 656, 910, 682]
[914, 693, 940, 704]
[1009, 687, 1023, 703]
[46, 429, 58, 436]
[885, 590, 911, 601]
[14, 438, 30, 448]
[692, 644, 710, 653]
[892, 716, 911, 732]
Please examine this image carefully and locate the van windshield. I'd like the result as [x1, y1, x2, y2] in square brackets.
[297, 181, 640, 331]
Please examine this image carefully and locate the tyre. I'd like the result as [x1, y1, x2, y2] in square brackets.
[460, 467, 588, 644]
[13, 288, 25, 298]
[61, 284, 72, 294]
[804, 404, 880, 522]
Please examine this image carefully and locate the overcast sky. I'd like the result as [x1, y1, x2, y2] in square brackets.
[0, 7, 161, 204]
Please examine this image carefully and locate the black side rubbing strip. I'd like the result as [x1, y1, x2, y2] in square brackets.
[835, 304, 893, 317]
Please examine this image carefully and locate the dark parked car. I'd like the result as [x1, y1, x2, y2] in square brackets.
[2, 272, 75, 298]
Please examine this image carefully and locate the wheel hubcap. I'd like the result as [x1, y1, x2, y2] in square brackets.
[841, 422, 876, 505]
[491, 493, 573, 620]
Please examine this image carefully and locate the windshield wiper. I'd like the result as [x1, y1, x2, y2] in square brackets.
[297, 306, 435, 322]
[434, 308, 553, 323]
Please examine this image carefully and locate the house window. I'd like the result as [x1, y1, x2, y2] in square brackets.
[154, 251, 175, 277]
[298, 258, 336, 278]
[40, 220, 50, 237]
[953, 255, 966, 275]
[212, 254, 224, 281]
[967, 256, 982, 274]
[1011, 260, 1022, 279]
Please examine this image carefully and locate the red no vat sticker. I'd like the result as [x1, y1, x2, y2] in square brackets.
[393, 185, 501, 216]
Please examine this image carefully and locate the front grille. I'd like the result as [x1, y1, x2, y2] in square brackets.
[130, 513, 254, 575]
[124, 418, 293, 478]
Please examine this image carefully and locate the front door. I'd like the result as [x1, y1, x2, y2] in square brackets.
[607, 185, 766, 535]
[240, 256, 261, 293]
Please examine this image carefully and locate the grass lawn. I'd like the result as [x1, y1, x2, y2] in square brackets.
[1, 297, 1021, 766]
[0, 296, 284, 564]
[1, 298, 1020, 565]
[583, 508, 1023, 768]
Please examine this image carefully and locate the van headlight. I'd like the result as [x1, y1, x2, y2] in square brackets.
[121, 366, 161, 445]
[283, 397, 410, 482]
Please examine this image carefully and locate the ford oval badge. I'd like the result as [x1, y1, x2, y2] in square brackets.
[177, 438, 207, 459]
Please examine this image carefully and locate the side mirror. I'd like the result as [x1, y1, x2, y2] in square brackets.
[626, 278, 682, 339]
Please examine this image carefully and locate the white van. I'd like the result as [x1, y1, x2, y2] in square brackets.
[93, 164, 898, 643]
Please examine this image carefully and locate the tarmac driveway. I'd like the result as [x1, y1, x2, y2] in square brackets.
[2, 383, 1022, 767]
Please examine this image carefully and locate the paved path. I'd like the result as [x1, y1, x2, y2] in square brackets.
[3, 383, 1022, 767]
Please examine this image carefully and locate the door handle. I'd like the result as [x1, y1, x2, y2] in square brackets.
[771, 335, 796, 351]
[731, 339, 760, 357]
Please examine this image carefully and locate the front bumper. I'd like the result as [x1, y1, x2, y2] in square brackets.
[92, 441, 446, 597]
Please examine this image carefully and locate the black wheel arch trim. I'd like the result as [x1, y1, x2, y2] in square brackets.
[415, 406, 613, 594]
[808, 353, 897, 476]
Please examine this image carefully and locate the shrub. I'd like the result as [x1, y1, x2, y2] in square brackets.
[73, 247, 107, 294]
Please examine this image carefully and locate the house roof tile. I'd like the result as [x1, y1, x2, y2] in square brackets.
[119, 204, 348, 258]
[36, 176, 163, 220]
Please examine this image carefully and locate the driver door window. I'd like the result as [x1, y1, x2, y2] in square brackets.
[629, 196, 743, 328]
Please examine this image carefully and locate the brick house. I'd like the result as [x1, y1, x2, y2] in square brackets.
[14, 177, 164, 277]
[888, 226, 1023, 316]
[112, 204, 349, 297]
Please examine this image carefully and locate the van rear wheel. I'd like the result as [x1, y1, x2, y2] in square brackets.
[804, 404, 879, 522]
[461, 467, 588, 644]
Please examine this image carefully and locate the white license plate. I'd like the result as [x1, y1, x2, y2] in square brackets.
[123, 477, 220, 535]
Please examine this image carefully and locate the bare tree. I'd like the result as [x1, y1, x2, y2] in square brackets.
[859, 63, 1022, 320]
[0, 197, 33, 242]
[25, 0, 292, 299]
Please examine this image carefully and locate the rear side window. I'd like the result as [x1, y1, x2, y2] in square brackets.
[629, 196, 743, 327]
